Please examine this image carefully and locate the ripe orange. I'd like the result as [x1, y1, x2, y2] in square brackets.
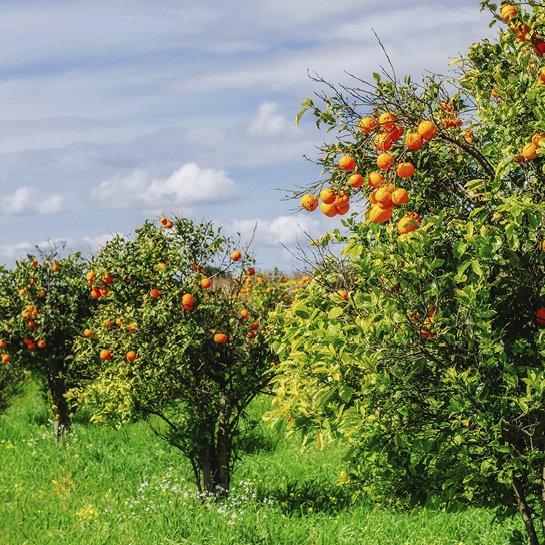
[29, 279, 35, 285]
[523, 142, 538, 160]
[359, 117, 376, 133]
[375, 185, 394, 206]
[246, 331, 255, 339]
[398, 212, 421, 234]
[501, 5, 516, 21]
[38, 290, 45, 297]
[464, 130, 474, 144]
[251, 322, 259, 330]
[368, 172, 384, 188]
[406, 133, 423, 150]
[537, 308, 545, 325]
[19, 289, 25, 296]
[378, 112, 396, 130]
[201, 278, 212, 289]
[38, 340, 46, 349]
[231, 250, 241, 261]
[397, 162, 415, 178]
[339, 156, 356, 171]
[1, 355, 10, 363]
[418, 121, 437, 140]
[369, 191, 378, 205]
[300, 194, 319, 211]
[91, 289, 101, 299]
[182, 293, 194, 310]
[150, 288, 160, 298]
[103, 275, 114, 285]
[84, 329, 92, 337]
[247, 268, 255, 276]
[513, 22, 531, 42]
[348, 174, 364, 188]
[214, 333, 227, 343]
[126, 351, 137, 362]
[391, 188, 408, 205]
[51, 264, 59, 272]
[103, 319, 111, 328]
[128, 323, 137, 332]
[374, 133, 392, 152]
[336, 204, 350, 215]
[539, 68, 545, 85]
[337, 290, 348, 301]
[27, 321, 35, 328]
[0, 341, 5, 348]
[320, 202, 337, 217]
[333, 190, 349, 208]
[32, 260, 38, 266]
[369, 205, 393, 224]
[532, 132, 545, 147]
[27, 343, 35, 350]
[23, 337, 32, 345]
[376, 153, 395, 170]
[534, 41, 545, 57]
[165, 221, 173, 229]
[420, 317, 435, 339]
[100, 349, 111, 360]
[388, 125, 404, 142]
[100, 288, 108, 296]
[320, 187, 336, 204]
[240, 309, 249, 319]
[160, 217, 168, 225]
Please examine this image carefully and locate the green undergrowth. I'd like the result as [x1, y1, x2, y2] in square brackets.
[0, 384, 525, 544]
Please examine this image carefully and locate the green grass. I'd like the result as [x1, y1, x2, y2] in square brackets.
[0, 385, 526, 544]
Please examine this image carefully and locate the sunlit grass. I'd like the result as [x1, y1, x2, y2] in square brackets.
[0, 385, 525, 544]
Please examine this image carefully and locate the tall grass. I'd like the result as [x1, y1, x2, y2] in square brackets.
[0, 384, 525, 544]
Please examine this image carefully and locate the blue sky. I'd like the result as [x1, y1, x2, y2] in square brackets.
[0, 0, 495, 273]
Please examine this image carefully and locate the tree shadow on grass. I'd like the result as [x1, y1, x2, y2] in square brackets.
[257, 477, 354, 517]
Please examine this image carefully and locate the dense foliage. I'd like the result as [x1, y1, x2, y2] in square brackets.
[0, 249, 94, 440]
[267, 2, 545, 543]
[70, 217, 291, 494]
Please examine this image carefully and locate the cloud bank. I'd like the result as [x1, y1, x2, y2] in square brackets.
[89, 163, 242, 211]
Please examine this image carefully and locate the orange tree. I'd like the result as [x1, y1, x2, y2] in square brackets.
[0, 265, 25, 414]
[0, 250, 95, 441]
[267, 2, 545, 543]
[70, 217, 290, 495]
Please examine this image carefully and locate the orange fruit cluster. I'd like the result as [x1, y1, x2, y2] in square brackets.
[502, 5, 545, 57]
[521, 132, 545, 160]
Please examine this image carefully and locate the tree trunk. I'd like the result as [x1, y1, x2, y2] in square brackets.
[50, 373, 71, 443]
[214, 413, 231, 497]
[512, 475, 540, 545]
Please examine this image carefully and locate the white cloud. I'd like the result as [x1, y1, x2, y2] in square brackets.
[245, 101, 298, 139]
[226, 215, 322, 247]
[88, 163, 242, 211]
[1, 186, 65, 215]
[82, 234, 117, 253]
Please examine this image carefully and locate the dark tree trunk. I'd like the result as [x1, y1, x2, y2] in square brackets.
[512, 475, 540, 545]
[213, 412, 231, 497]
[50, 373, 71, 443]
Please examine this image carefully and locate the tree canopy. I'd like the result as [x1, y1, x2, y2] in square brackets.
[267, 2, 545, 543]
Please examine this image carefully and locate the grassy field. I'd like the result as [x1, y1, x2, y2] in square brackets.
[0, 384, 526, 545]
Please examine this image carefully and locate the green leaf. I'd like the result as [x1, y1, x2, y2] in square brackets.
[295, 108, 309, 126]
[471, 261, 484, 276]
